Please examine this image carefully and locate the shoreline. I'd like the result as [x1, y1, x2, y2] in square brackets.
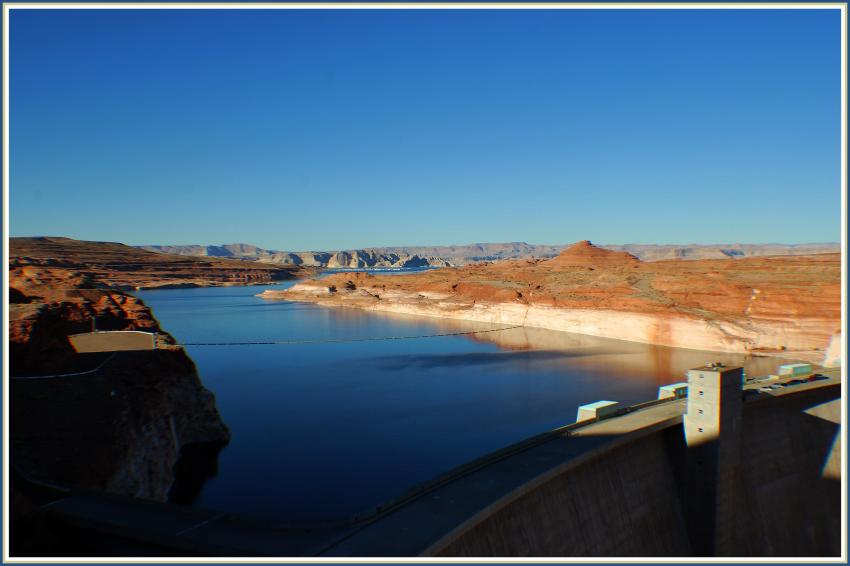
[128, 278, 304, 291]
[260, 285, 840, 368]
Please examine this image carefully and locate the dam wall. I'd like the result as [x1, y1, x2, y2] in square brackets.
[728, 392, 841, 555]
[429, 384, 841, 557]
[432, 426, 692, 557]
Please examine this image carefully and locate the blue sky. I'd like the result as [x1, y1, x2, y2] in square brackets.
[9, 8, 842, 250]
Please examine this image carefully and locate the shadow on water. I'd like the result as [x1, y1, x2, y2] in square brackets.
[168, 442, 227, 505]
[373, 349, 606, 370]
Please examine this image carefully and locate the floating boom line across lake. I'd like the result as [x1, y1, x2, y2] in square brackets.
[177, 325, 524, 346]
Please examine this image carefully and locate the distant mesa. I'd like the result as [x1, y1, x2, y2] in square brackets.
[137, 241, 840, 268]
[548, 240, 640, 267]
[10, 237, 308, 290]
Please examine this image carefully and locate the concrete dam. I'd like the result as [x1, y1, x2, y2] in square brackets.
[23, 366, 843, 558]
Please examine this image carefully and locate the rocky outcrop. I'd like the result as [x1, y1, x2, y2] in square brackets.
[548, 240, 640, 267]
[9, 262, 230, 501]
[326, 250, 384, 269]
[322, 250, 451, 269]
[11, 349, 229, 500]
[265, 241, 841, 366]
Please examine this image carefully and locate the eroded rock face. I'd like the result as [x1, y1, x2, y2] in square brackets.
[11, 350, 229, 500]
[266, 241, 841, 366]
[9, 263, 230, 501]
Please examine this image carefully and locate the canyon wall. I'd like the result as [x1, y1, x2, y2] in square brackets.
[269, 291, 836, 359]
[9, 240, 235, 558]
[9, 264, 230, 499]
[267, 241, 841, 366]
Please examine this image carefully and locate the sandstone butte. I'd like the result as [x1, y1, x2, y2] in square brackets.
[263, 240, 842, 367]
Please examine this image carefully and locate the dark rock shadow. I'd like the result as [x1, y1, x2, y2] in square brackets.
[168, 441, 226, 505]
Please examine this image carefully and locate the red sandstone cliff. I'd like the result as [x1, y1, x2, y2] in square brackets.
[265, 240, 841, 366]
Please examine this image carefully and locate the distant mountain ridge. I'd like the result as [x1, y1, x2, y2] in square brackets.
[604, 242, 841, 261]
[137, 241, 840, 268]
[138, 244, 455, 269]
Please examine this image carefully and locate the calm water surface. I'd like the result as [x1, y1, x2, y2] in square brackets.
[134, 277, 792, 522]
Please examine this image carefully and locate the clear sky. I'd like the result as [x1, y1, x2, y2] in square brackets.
[9, 8, 843, 251]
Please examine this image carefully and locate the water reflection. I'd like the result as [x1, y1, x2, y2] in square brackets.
[467, 325, 791, 382]
[168, 441, 226, 505]
[321, 308, 795, 384]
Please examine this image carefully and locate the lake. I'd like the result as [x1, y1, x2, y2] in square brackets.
[134, 278, 793, 523]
